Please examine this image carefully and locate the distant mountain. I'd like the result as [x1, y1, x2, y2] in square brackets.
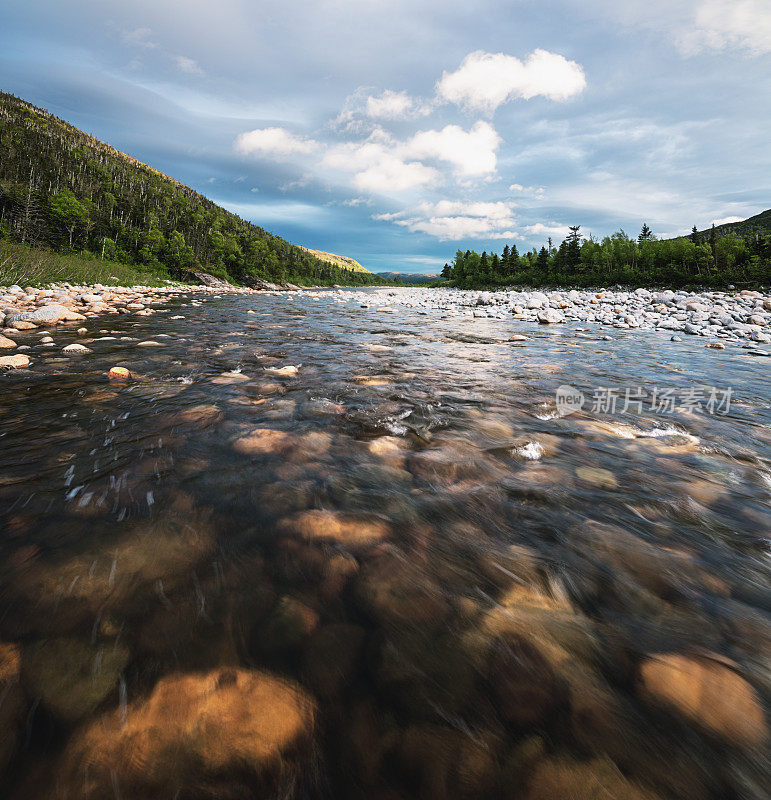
[376, 271, 439, 284]
[0, 91, 380, 286]
[695, 209, 771, 240]
[299, 247, 372, 273]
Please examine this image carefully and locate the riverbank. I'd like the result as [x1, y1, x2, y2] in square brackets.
[0, 284, 769, 372]
[317, 285, 771, 350]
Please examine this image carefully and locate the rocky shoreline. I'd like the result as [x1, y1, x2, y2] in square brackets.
[1, 282, 769, 371]
[323, 286, 771, 350]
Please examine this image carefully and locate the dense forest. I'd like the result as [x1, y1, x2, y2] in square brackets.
[0, 91, 382, 287]
[442, 217, 771, 289]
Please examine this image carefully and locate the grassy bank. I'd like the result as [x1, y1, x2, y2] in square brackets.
[0, 240, 183, 287]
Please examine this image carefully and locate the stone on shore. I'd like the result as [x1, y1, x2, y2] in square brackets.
[7, 303, 86, 325]
[0, 334, 17, 348]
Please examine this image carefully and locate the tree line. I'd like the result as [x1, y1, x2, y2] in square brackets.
[441, 223, 770, 289]
[0, 92, 382, 287]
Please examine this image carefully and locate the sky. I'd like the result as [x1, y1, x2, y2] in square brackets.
[1, 1, 770, 273]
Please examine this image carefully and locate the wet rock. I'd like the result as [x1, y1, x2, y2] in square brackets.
[575, 466, 618, 488]
[0, 334, 17, 349]
[232, 427, 296, 455]
[524, 755, 662, 800]
[173, 403, 222, 426]
[302, 623, 365, 697]
[7, 303, 85, 325]
[107, 366, 132, 380]
[356, 547, 449, 628]
[253, 595, 320, 658]
[488, 633, 567, 727]
[319, 553, 360, 601]
[638, 653, 768, 748]
[265, 364, 299, 376]
[537, 309, 564, 324]
[278, 509, 391, 549]
[0, 642, 25, 777]
[0, 354, 30, 369]
[21, 636, 129, 723]
[375, 628, 478, 718]
[54, 668, 317, 799]
[62, 343, 91, 354]
[396, 723, 499, 800]
[7, 494, 215, 632]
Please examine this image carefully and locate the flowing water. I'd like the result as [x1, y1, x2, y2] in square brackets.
[1, 288, 769, 799]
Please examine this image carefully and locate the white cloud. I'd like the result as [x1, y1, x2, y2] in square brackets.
[405, 121, 500, 176]
[374, 200, 520, 240]
[710, 215, 744, 226]
[235, 127, 318, 157]
[175, 56, 204, 76]
[678, 1, 771, 56]
[323, 134, 440, 193]
[121, 27, 157, 49]
[365, 90, 420, 119]
[334, 88, 431, 132]
[354, 155, 439, 193]
[522, 222, 570, 240]
[436, 49, 586, 113]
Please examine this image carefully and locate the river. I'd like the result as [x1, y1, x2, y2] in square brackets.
[1, 287, 769, 799]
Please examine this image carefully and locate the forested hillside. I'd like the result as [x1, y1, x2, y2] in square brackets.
[696, 209, 771, 240]
[0, 91, 380, 286]
[441, 218, 771, 289]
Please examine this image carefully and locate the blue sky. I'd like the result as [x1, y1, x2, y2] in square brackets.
[2, 0, 770, 273]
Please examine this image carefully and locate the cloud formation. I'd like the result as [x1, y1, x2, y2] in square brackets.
[436, 50, 587, 113]
[678, 0, 771, 55]
[235, 127, 318, 157]
[375, 200, 521, 240]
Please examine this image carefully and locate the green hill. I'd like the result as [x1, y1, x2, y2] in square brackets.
[696, 209, 771, 240]
[0, 91, 380, 286]
[299, 247, 372, 273]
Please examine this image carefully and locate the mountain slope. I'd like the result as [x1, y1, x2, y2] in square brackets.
[697, 209, 771, 240]
[299, 247, 372, 273]
[0, 91, 380, 286]
[376, 271, 438, 284]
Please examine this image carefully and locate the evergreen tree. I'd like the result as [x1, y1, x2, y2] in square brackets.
[638, 223, 653, 242]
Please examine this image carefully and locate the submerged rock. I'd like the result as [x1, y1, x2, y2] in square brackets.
[21, 636, 129, 723]
[54, 668, 317, 799]
[638, 653, 768, 748]
[0, 642, 24, 778]
[278, 509, 391, 549]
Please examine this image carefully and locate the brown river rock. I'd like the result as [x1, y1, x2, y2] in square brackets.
[278, 509, 391, 548]
[638, 652, 768, 748]
[232, 427, 296, 455]
[50, 668, 317, 799]
[0, 642, 25, 779]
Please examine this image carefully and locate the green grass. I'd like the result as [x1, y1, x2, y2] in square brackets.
[0, 240, 178, 287]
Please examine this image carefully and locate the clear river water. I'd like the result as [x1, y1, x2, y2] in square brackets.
[0, 287, 769, 799]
